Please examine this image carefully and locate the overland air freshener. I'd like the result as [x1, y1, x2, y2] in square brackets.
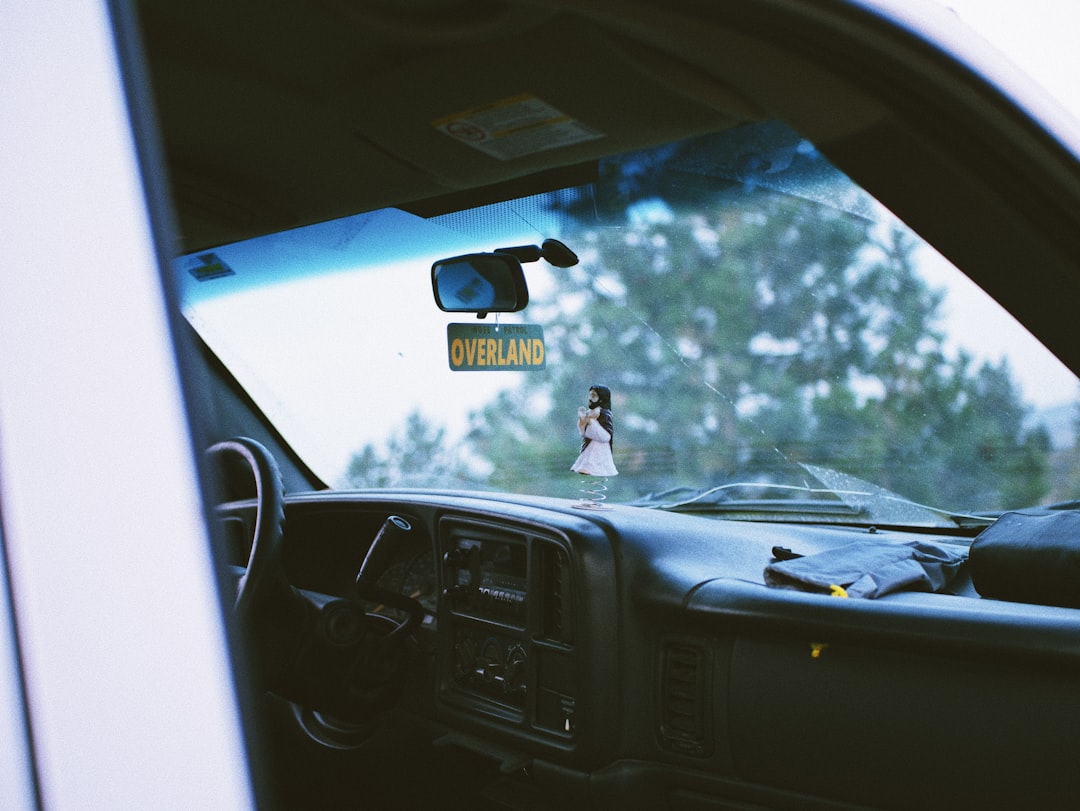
[446, 323, 545, 371]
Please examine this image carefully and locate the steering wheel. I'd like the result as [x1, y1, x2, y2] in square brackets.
[207, 436, 287, 617]
[208, 437, 421, 724]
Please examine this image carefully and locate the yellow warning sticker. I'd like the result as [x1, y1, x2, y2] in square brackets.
[434, 94, 603, 161]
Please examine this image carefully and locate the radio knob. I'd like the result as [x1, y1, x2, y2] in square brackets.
[505, 645, 528, 695]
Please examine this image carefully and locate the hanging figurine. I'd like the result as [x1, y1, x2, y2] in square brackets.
[571, 384, 618, 478]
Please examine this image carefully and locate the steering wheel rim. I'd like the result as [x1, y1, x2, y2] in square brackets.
[208, 436, 286, 616]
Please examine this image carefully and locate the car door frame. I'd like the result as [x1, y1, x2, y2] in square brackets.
[0, 1, 255, 807]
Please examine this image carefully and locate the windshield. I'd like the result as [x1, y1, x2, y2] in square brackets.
[177, 121, 1080, 525]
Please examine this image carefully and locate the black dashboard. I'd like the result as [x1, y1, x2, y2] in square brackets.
[223, 490, 1080, 809]
[266, 493, 623, 773]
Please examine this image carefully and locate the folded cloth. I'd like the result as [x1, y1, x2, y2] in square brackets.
[764, 540, 967, 599]
[969, 508, 1080, 606]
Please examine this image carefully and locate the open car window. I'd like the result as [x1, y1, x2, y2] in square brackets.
[177, 121, 1079, 526]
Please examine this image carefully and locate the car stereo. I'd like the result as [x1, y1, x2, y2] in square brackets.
[443, 535, 528, 625]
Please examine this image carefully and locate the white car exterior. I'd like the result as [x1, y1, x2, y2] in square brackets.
[0, 2, 252, 807]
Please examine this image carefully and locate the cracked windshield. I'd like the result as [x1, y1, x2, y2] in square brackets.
[177, 122, 1079, 525]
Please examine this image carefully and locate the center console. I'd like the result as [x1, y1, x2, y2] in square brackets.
[437, 516, 579, 742]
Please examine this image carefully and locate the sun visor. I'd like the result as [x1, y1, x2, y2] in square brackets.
[348, 17, 747, 192]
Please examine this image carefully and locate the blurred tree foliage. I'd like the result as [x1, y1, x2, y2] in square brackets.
[344, 411, 475, 489]
[1049, 405, 1080, 505]
[346, 128, 1057, 512]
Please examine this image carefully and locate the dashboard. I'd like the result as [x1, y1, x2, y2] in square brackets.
[266, 494, 611, 763]
[221, 490, 1080, 809]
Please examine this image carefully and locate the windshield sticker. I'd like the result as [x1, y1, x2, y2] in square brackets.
[434, 94, 604, 161]
[447, 323, 545, 371]
[184, 252, 235, 282]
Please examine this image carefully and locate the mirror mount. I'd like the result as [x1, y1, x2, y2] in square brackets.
[495, 238, 578, 269]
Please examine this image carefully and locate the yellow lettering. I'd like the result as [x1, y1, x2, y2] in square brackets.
[448, 326, 545, 369]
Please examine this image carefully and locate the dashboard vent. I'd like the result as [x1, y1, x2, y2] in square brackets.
[540, 544, 574, 644]
[660, 642, 709, 757]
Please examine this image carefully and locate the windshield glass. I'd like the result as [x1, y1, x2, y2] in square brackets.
[177, 121, 1080, 525]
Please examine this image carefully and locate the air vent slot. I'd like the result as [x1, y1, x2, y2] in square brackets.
[540, 544, 574, 644]
[660, 642, 710, 757]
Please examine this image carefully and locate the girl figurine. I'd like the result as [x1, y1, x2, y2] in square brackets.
[571, 385, 618, 477]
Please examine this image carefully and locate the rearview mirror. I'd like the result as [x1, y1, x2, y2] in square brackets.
[431, 253, 529, 316]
